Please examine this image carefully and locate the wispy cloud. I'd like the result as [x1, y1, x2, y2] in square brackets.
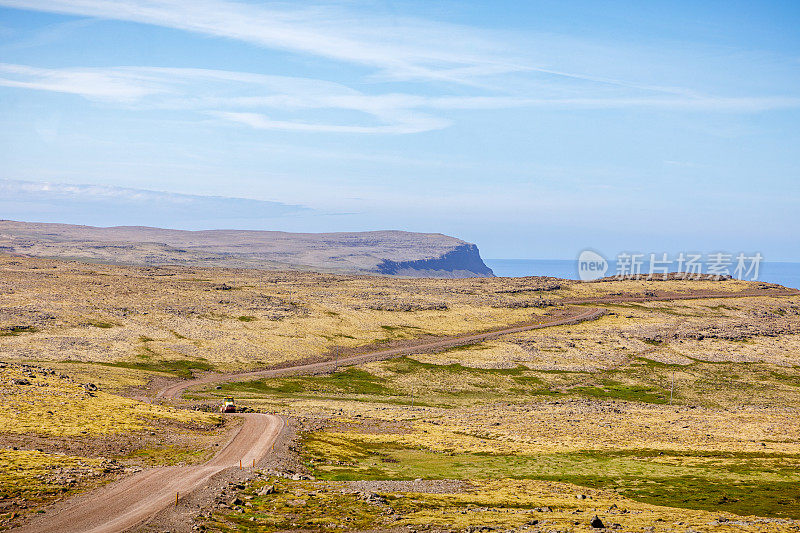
[0, 63, 454, 133]
[2, 62, 798, 137]
[8, 0, 789, 99]
[0, 0, 527, 86]
[0, 178, 310, 225]
[1, 1, 798, 135]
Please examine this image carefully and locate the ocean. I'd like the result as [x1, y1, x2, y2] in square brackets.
[484, 259, 800, 289]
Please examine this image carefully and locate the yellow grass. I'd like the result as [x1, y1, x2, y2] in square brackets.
[0, 365, 219, 436]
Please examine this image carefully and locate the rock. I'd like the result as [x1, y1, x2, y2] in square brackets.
[590, 515, 605, 528]
[82, 383, 98, 391]
[360, 492, 387, 505]
[13, 378, 30, 385]
[258, 485, 275, 496]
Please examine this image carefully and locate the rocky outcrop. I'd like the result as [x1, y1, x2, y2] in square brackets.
[376, 243, 493, 278]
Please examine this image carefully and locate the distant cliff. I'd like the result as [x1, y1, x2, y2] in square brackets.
[0, 220, 494, 278]
[377, 243, 494, 278]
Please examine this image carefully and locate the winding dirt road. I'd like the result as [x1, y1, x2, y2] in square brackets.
[158, 286, 798, 401]
[17, 305, 607, 533]
[16, 285, 797, 532]
[158, 307, 607, 400]
[16, 414, 284, 533]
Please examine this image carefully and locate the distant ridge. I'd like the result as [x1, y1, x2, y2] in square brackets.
[0, 220, 494, 278]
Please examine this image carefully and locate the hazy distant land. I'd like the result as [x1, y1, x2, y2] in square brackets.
[0, 220, 494, 278]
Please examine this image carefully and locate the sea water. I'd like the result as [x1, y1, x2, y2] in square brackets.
[485, 259, 800, 289]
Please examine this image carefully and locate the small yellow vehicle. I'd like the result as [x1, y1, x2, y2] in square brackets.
[220, 397, 236, 413]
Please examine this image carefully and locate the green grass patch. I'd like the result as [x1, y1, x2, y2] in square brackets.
[100, 358, 213, 378]
[208, 478, 384, 532]
[217, 367, 398, 397]
[302, 432, 800, 519]
[0, 325, 38, 336]
[571, 380, 669, 404]
[237, 315, 257, 322]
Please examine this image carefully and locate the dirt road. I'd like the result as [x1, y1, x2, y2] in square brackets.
[16, 285, 797, 531]
[158, 307, 607, 400]
[158, 287, 799, 401]
[16, 413, 284, 533]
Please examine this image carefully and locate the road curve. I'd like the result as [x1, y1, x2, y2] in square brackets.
[16, 286, 797, 531]
[159, 287, 799, 401]
[158, 307, 607, 400]
[16, 413, 284, 533]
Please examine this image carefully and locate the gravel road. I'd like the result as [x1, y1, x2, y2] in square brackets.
[15, 414, 284, 533]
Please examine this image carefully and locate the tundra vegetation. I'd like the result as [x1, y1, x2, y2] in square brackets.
[1, 254, 799, 531]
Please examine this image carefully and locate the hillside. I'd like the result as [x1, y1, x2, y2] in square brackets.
[0, 220, 494, 278]
[2, 254, 800, 531]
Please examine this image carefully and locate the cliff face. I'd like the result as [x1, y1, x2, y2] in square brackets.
[376, 243, 494, 278]
[0, 220, 494, 278]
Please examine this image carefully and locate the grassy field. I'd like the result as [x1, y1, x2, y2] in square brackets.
[0, 361, 227, 529]
[2, 254, 799, 531]
[0, 254, 777, 371]
[206, 475, 798, 532]
[190, 291, 800, 531]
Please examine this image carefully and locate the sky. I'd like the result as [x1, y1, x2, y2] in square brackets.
[0, 0, 798, 261]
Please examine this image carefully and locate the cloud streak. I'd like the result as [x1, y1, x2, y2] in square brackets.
[0, 0, 528, 86]
[2, 62, 798, 136]
[0, 178, 309, 226]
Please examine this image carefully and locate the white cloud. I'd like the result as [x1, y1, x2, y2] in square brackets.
[0, 63, 456, 133]
[1, 0, 798, 134]
[0, 178, 309, 222]
[0, 0, 525, 85]
[212, 111, 448, 135]
[0, 62, 167, 101]
[3, 62, 799, 138]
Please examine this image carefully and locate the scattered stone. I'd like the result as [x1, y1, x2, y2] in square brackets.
[590, 515, 605, 528]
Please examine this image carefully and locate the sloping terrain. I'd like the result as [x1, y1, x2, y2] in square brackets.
[0, 220, 493, 278]
[2, 253, 800, 532]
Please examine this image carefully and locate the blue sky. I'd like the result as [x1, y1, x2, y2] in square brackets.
[0, 1, 798, 260]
